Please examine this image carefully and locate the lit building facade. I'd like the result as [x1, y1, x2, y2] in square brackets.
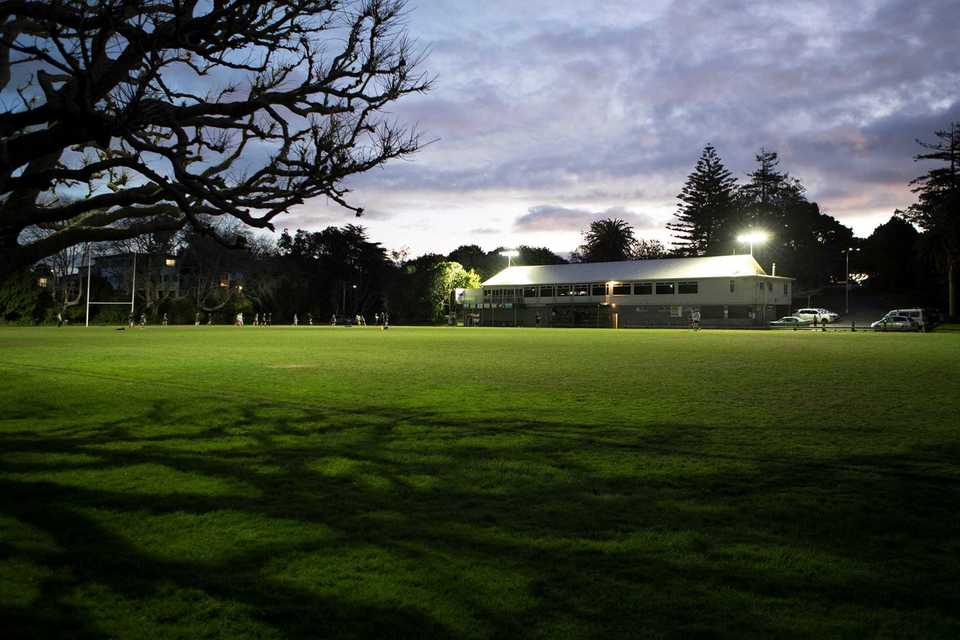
[464, 255, 792, 327]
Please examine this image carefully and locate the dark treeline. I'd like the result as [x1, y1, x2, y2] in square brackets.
[0, 225, 566, 325]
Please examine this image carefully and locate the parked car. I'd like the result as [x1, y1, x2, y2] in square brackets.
[882, 308, 930, 330]
[871, 315, 917, 331]
[794, 308, 840, 323]
[770, 316, 811, 327]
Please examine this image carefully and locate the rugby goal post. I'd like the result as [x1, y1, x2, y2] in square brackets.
[85, 247, 136, 327]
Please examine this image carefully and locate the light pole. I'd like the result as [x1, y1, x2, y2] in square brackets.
[499, 249, 519, 268]
[843, 247, 859, 315]
[736, 231, 769, 257]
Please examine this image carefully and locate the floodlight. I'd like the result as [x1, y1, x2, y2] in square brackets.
[499, 249, 520, 267]
[736, 231, 769, 256]
[164, 257, 176, 267]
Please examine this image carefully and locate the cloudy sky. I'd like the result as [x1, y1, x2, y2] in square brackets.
[281, 0, 960, 256]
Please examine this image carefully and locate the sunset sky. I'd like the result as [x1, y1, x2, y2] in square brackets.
[281, 0, 960, 257]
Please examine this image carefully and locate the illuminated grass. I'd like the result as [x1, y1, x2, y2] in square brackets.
[1, 326, 959, 638]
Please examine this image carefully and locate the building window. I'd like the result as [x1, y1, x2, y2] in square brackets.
[678, 281, 698, 294]
[634, 282, 652, 295]
[37, 277, 48, 288]
[164, 258, 177, 268]
[767, 282, 773, 292]
[729, 279, 735, 293]
[655, 282, 675, 295]
[524, 287, 538, 298]
[783, 282, 788, 295]
[612, 283, 631, 295]
[591, 283, 606, 296]
[539, 285, 555, 297]
[556, 284, 574, 297]
[573, 283, 589, 296]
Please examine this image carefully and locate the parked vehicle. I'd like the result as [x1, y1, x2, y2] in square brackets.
[794, 308, 839, 323]
[770, 316, 811, 327]
[871, 315, 917, 332]
[882, 308, 930, 330]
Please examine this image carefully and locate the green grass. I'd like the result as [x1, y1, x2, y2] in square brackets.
[1, 325, 959, 639]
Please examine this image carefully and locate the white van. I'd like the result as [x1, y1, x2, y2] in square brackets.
[883, 308, 927, 330]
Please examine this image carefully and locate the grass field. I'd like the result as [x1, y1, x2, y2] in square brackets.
[1, 325, 959, 639]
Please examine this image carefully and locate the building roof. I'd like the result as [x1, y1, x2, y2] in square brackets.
[482, 255, 777, 287]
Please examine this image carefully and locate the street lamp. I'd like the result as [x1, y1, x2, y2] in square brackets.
[499, 249, 519, 268]
[736, 231, 769, 256]
[843, 247, 860, 315]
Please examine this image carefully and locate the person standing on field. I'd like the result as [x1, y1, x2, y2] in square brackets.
[195, 312, 201, 326]
[293, 313, 299, 326]
[162, 313, 168, 326]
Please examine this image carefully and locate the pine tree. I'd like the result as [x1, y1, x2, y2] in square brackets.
[738, 148, 801, 214]
[899, 123, 960, 318]
[668, 145, 738, 256]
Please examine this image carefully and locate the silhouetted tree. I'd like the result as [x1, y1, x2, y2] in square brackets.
[515, 245, 568, 267]
[668, 145, 738, 256]
[0, 0, 430, 281]
[447, 245, 490, 277]
[861, 216, 920, 292]
[634, 238, 667, 259]
[899, 123, 960, 318]
[572, 218, 639, 262]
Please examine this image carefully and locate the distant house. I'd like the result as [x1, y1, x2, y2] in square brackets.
[92, 253, 181, 299]
[464, 255, 792, 327]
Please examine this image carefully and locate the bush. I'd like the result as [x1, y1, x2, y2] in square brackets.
[0, 271, 53, 325]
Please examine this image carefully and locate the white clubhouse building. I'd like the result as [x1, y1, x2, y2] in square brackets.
[464, 255, 792, 328]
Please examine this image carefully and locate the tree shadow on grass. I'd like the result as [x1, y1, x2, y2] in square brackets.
[2, 400, 960, 639]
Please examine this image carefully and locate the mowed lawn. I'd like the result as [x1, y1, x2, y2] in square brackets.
[1, 326, 959, 639]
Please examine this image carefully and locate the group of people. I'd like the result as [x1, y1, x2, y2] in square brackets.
[126, 312, 148, 327]
[329, 312, 389, 327]
[251, 312, 277, 326]
[106, 310, 385, 327]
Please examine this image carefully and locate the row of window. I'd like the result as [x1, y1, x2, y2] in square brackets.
[484, 281, 700, 298]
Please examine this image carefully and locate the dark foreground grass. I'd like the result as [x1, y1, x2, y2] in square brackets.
[1, 326, 959, 639]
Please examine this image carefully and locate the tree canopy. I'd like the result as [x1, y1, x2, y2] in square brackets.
[899, 123, 960, 318]
[667, 144, 737, 256]
[572, 218, 662, 263]
[0, 0, 430, 281]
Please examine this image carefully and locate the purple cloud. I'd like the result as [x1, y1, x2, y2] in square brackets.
[514, 205, 658, 233]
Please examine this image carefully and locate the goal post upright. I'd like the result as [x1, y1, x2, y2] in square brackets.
[85, 244, 92, 327]
[130, 252, 137, 316]
[83, 250, 140, 327]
